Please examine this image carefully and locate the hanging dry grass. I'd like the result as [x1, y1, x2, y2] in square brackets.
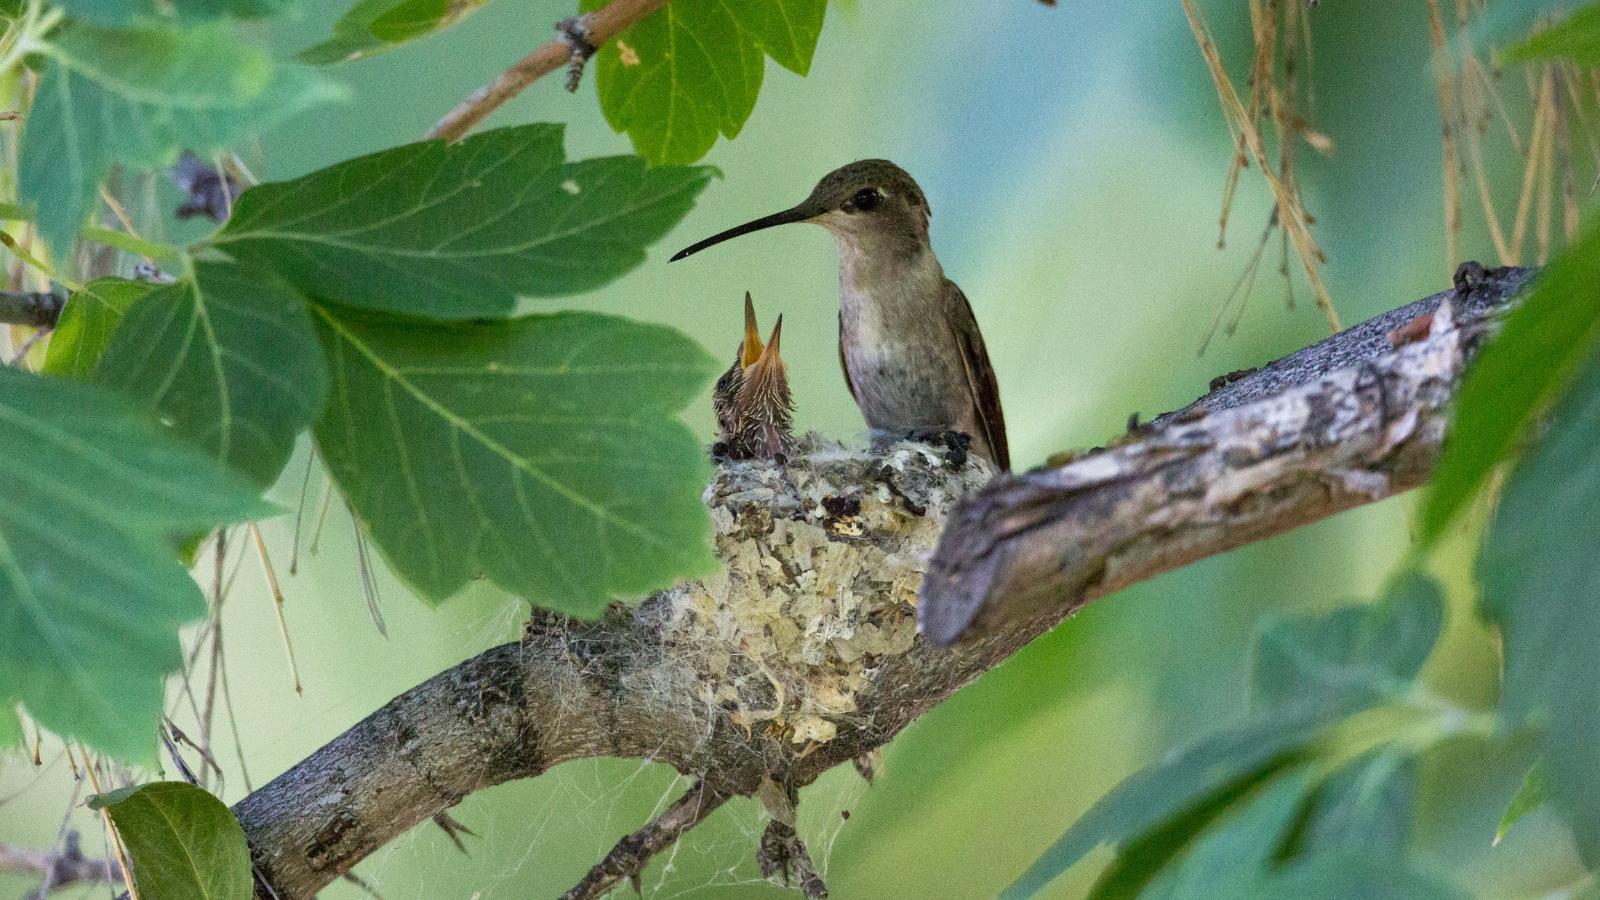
[1428, 0, 1600, 269]
[1184, 0, 1341, 353]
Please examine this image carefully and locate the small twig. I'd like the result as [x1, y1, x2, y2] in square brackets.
[289, 450, 316, 576]
[309, 476, 334, 555]
[0, 833, 120, 899]
[79, 747, 140, 900]
[9, 323, 49, 365]
[558, 780, 731, 900]
[426, 0, 672, 142]
[347, 499, 388, 638]
[219, 647, 253, 794]
[757, 820, 828, 899]
[159, 725, 201, 787]
[431, 811, 476, 855]
[163, 722, 224, 789]
[249, 522, 302, 695]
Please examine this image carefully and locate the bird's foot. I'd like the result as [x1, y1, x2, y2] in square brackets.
[902, 428, 971, 468]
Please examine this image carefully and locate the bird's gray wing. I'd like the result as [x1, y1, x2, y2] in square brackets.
[944, 279, 1010, 471]
[837, 309, 860, 406]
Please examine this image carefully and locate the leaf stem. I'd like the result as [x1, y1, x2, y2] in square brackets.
[425, 0, 672, 142]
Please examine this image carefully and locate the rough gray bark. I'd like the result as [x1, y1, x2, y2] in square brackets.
[0, 288, 66, 328]
[232, 265, 1532, 900]
[918, 264, 1535, 643]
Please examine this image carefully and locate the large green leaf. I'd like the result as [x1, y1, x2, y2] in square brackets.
[310, 302, 719, 614]
[17, 20, 339, 258]
[1250, 572, 1443, 713]
[1000, 711, 1321, 900]
[1280, 750, 1416, 861]
[41, 277, 154, 380]
[298, 0, 489, 64]
[586, 0, 827, 165]
[1005, 578, 1445, 900]
[56, 0, 298, 26]
[95, 261, 329, 489]
[1422, 223, 1600, 540]
[212, 124, 714, 319]
[0, 367, 272, 762]
[1114, 753, 1443, 900]
[1502, 3, 1600, 66]
[1215, 856, 1465, 900]
[1479, 340, 1600, 866]
[89, 782, 252, 900]
[1135, 770, 1315, 900]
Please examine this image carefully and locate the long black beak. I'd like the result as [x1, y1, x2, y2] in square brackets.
[670, 202, 823, 262]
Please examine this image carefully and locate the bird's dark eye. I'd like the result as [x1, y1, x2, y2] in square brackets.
[850, 188, 883, 212]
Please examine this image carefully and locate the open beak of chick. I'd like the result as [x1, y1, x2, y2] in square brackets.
[712, 296, 794, 462]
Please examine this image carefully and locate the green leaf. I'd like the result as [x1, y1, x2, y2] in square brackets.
[94, 261, 329, 489]
[212, 124, 714, 319]
[56, 0, 298, 26]
[1136, 769, 1316, 900]
[297, 0, 488, 64]
[1005, 578, 1444, 900]
[1496, 759, 1546, 845]
[1250, 573, 1444, 713]
[1422, 223, 1600, 540]
[0, 704, 18, 749]
[1503, 4, 1600, 66]
[89, 782, 252, 900]
[310, 302, 719, 614]
[17, 20, 340, 258]
[1137, 757, 1441, 900]
[42, 277, 154, 380]
[1237, 855, 1466, 900]
[586, 0, 827, 165]
[1280, 750, 1416, 861]
[0, 367, 273, 761]
[80, 226, 184, 264]
[1479, 340, 1600, 866]
[1000, 710, 1322, 900]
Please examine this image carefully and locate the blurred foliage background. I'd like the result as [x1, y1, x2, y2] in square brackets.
[0, 1, 1572, 897]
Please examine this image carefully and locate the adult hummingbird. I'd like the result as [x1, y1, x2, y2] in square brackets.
[672, 160, 1010, 471]
[712, 293, 794, 461]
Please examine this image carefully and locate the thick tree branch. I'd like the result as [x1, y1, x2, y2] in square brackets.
[919, 264, 1534, 643]
[0, 287, 65, 328]
[234, 266, 1532, 900]
[425, 0, 671, 142]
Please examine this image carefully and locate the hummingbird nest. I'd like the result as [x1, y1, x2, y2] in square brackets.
[648, 433, 993, 750]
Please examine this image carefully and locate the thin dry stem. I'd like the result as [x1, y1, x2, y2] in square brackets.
[250, 521, 302, 695]
[1427, 0, 1463, 269]
[1510, 69, 1553, 264]
[1183, 0, 1340, 332]
[79, 748, 140, 900]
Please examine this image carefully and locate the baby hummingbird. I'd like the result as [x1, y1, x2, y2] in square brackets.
[675, 160, 1008, 470]
[712, 293, 794, 461]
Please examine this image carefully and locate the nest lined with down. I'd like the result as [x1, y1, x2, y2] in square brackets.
[648, 434, 992, 749]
